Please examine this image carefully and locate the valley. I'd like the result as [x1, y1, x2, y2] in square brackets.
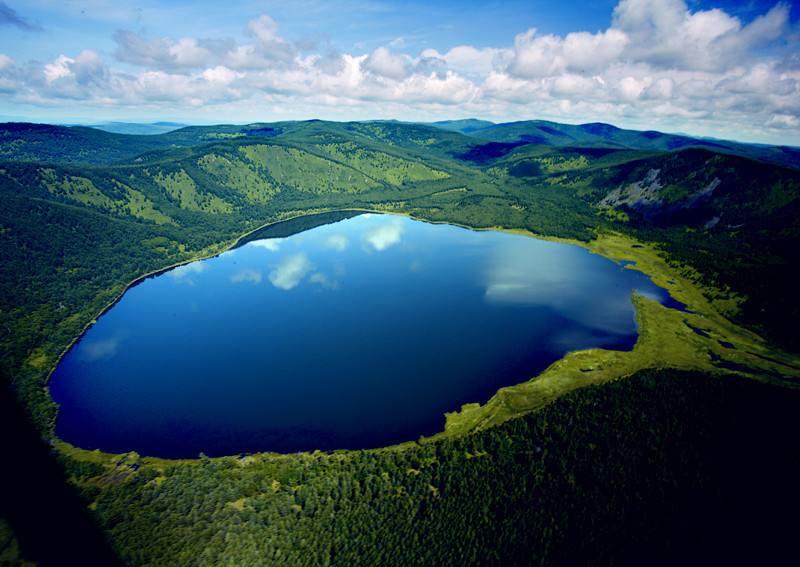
[1, 118, 799, 565]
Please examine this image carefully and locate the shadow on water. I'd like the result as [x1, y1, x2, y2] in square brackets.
[235, 210, 364, 248]
[0, 370, 120, 566]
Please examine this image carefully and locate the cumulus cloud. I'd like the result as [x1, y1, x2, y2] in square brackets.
[421, 46, 512, 76]
[611, 0, 790, 71]
[114, 30, 213, 69]
[3, 2, 799, 144]
[363, 47, 410, 80]
[768, 113, 800, 128]
[113, 14, 296, 72]
[38, 50, 110, 100]
[508, 28, 628, 78]
[239, 14, 297, 66]
[247, 14, 280, 44]
[269, 252, 312, 290]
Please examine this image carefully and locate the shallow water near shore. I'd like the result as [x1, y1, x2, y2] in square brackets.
[50, 213, 684, 457]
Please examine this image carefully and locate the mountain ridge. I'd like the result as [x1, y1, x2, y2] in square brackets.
[4, 118, 797, 169]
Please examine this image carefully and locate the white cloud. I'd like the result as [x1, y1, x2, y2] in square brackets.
[43, 55, 74, 83]
[363, 47, 410, 80]
[508, 27, 628, 79]
[247, 15, 280, 44]
[421, 46, 511, 76]
[563, 29, 629, 71]
[4, 2, 799, 144]
[611, 0, 789, 71]
[114, 30, 212, 69]
[202, 66, 243, 85]
[113, 13, 296, 72]
[269, 252, 312, 290]
[241, 14, 296, 65]
[617, 76, 648, 101]
[170, 38, 213, 67]
[363, 219, 404, 251]
[396, 71, 478, 104]
[768, 113, 800, 128]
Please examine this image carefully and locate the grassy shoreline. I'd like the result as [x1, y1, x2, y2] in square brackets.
[49, 207, 800, 467]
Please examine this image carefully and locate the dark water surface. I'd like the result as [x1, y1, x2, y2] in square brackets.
[51, 213, 683, 457]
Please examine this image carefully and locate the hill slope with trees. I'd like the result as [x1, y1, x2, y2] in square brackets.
[1, 119, 799, 564]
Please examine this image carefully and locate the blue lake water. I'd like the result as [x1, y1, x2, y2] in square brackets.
[50, 213, 684, 457]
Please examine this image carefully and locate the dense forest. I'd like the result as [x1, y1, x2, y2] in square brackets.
[1, 119, 799, 564]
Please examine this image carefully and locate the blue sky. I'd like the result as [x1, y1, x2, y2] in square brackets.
[1, 0, 799, 144]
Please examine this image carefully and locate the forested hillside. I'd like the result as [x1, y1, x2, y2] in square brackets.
[1, 119, 799, 564]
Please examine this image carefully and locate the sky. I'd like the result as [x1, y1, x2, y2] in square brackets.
[1, 0, 799, 145]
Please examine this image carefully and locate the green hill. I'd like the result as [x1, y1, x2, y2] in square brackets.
[460, 120, 800, 169]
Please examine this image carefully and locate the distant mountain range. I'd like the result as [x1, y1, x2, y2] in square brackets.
[431, 118, 800, 169]
[6, 117, 795, 168]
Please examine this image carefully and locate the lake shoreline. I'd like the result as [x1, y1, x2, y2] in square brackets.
[47, 206, 800, 462]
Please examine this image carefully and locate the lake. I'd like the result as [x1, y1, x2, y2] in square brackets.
[50, 212, 684, 457]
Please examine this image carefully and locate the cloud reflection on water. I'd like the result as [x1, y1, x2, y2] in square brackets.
[231, 269, 262, 284]
[250, 239, 283, 252]
[324, 234, 349, 252]
[484, 240, 634, 335]
[269, 252, 312, 290]
[309, 272, 339, 289]
[79, 336, 122, 362]
[168, 261, 206, 285]
[363, 219, 404, 252]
